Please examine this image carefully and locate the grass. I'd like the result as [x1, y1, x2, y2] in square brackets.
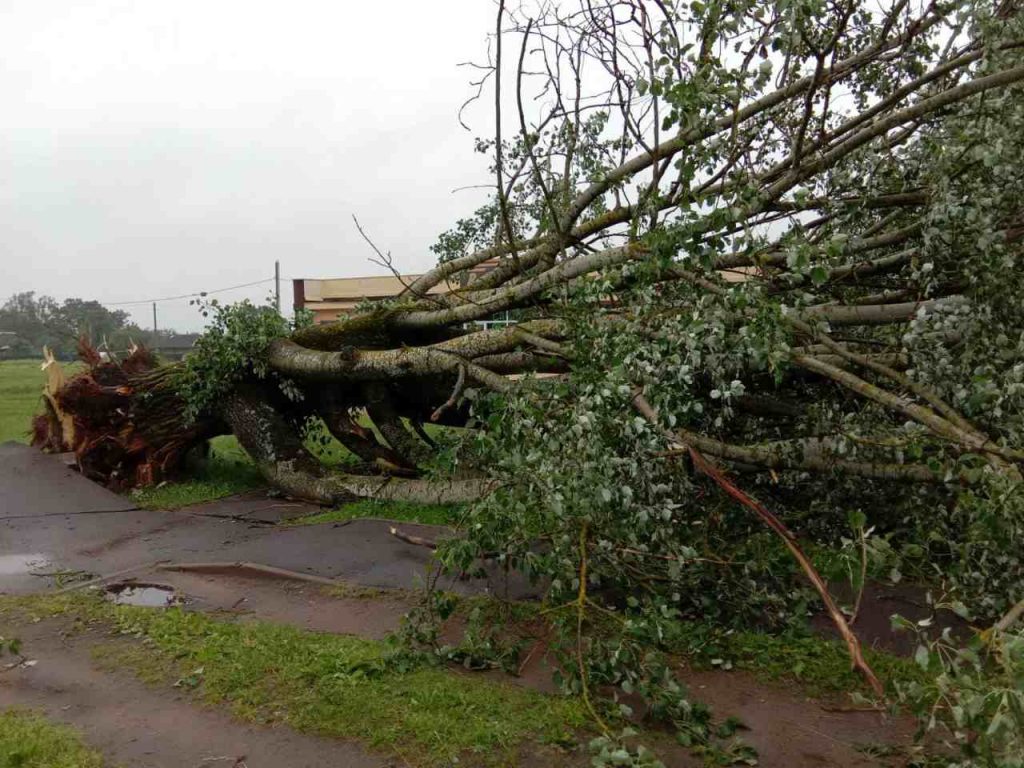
[671, 622, 922, 696]
[127, 436, 266, 510]
[0, 594, 929, 766]
[0, 594, 585, 767]
[0, 709, 104, 768]
[0, 359, 81, 444]
[290, 499, 463, 527]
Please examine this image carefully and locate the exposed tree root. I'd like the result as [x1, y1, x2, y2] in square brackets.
[31, 342, 216, 489]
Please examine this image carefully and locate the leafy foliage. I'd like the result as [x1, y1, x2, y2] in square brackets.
[176, 299, 293, 421]
[31, 0, 1024, 764]
[894, 622, 1024, 767]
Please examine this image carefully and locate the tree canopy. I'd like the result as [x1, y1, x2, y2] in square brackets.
[0, 292, 160, 359]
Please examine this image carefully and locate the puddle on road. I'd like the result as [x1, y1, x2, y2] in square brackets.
[105, 584, 179, 607]
[0, 554, 51, 575]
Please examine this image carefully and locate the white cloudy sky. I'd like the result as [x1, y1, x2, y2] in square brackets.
[0, 1, 496, 331]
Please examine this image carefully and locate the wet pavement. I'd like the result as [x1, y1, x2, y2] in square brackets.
[0, 441, 530, 599]
[0, 440, 136, 518]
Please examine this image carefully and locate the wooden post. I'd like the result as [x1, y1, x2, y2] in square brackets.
[275, 260, 281, 313]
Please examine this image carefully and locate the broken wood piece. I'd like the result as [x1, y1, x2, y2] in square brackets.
[157, 561, 342, 587]
[388, 526, 438, 549]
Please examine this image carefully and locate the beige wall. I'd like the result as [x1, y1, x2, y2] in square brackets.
[295, 275, 451, 325]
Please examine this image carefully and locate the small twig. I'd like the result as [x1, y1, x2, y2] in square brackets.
[1, 656, 31, 673]
[157, 561, 341, 587]
[993, 595, 1024, 634]
[516, 628, 549, 677]
[351, 215, 408, 286]
[55, 560, 169, 594]
[820, 704, 886, 713]
[848, 524, 869, 626]
[575, 522, 612, 736]
[351, 215, 445, 309]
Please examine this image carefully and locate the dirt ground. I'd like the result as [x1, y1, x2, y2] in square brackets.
[0, 442, 927, 767]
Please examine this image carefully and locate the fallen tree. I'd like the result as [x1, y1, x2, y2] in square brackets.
[37, 1, 1024, 504]
[35, 0, 1024, 762]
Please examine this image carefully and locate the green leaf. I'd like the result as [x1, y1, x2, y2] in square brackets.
[914, 645, 931, 670]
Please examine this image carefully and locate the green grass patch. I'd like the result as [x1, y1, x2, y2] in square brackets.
[0, 359, 82, 444]
[129, 428, 367, 510]
[0, 709, 104, 768]
[1, 594, 586, 767]
[128, 437, 266, 510]
[290, 499, 463, 527]
[671, 623, 922, 696]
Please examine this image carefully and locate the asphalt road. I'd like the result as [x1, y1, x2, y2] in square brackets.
[0, 441, 531, 598]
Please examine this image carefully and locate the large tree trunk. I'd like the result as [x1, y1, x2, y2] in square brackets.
[220, 383, 491, 505]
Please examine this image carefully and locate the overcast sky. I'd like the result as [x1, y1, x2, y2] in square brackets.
[1, 0, 496, 331]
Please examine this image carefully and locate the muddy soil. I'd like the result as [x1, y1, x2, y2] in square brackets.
[508, 637, 917, 767]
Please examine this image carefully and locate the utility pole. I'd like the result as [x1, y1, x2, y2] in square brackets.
[152, 302, 158, 339]
[274, 260, 281, 313]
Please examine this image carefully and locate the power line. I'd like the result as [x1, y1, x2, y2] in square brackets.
[104, 277, 275, 306]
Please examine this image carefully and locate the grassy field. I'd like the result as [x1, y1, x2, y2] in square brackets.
[0, 359, 79, 444]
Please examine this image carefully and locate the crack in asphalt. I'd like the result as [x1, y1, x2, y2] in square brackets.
[1, 507, 143, 521]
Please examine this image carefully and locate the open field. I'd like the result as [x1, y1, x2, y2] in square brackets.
[0, 360, 80, 444]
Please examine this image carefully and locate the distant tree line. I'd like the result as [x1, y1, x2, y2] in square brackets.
[0, 292, 171, 360]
